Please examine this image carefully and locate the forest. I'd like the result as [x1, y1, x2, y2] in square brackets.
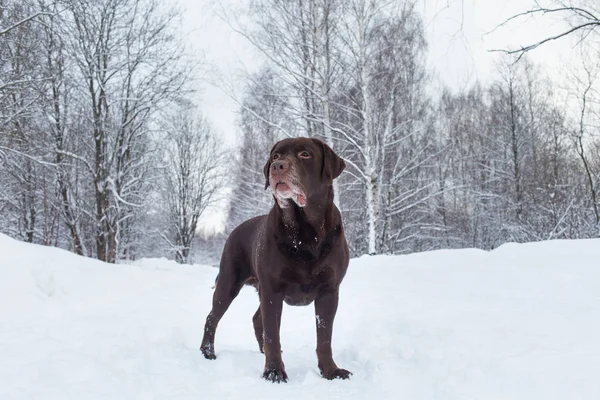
[1, 0, 599, 262]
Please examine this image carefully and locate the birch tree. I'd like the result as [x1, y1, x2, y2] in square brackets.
[333, 0, 432, 254]
[242, 0, 341, 141]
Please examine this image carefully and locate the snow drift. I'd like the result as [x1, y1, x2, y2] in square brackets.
[1, 233, 599, 399]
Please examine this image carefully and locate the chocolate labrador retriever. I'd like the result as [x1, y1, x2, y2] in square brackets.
[200, 137, 351, 383]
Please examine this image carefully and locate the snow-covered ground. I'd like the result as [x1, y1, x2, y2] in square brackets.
[1, 233, 599, 400]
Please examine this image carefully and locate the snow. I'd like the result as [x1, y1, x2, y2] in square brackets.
[1, 233, 600, 399]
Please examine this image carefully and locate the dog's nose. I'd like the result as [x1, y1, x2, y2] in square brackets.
[271, 160, 289, 173]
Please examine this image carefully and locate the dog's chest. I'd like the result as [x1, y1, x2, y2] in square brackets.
[280, 262, 335, 306]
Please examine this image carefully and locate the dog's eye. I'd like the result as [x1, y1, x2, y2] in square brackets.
[273, 153, 280, 160]
[299, 151, 311, 159]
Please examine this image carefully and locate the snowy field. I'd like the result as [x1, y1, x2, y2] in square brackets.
[1, 233, 599, 400]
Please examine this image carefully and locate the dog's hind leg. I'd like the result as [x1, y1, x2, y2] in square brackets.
[252, 306, 264, 353]
[200, 256, 246, 360]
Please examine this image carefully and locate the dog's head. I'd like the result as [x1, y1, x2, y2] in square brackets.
[263, 137, 345, 208]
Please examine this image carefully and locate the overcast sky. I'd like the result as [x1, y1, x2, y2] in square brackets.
[179, 0, 578, 141]
[177, 0, 583, 233]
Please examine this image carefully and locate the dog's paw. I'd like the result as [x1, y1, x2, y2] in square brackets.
[262, 368, 288, 383]
[200, 346, 216, 360]
[322, 368, 352, 380]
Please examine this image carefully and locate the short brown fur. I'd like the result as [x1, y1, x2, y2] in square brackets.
[200, 137, 351, 383]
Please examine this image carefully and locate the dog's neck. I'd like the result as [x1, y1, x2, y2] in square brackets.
[275, 185, 339, 241]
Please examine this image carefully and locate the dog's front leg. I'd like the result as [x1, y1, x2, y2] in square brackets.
[260, 291, 287, 383]
[314, 289, 352, 380]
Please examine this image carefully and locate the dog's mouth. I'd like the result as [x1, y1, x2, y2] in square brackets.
[272, 180, 306, 207]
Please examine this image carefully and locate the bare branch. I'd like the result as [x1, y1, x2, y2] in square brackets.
[0, 11, 54, 36]
[488, 6, 600, 61]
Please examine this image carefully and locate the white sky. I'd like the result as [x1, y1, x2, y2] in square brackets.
[178, 0, 585, 233]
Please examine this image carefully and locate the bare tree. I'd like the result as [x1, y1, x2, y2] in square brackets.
[333, 0, 434, 254]
[0, 0, 222, 262]
[0, 0, 49, 243]
[35, 1, 89, 254]
[570, 58, 600, 226]
[161, 105, 224, 264]
[62, 0, 192, 262]
[230, 0, 434, 255]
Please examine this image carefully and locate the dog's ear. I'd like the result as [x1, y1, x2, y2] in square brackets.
[263, 159, 270, 190]
[312, 138, 346, 184]
[263, 143, 277, 190]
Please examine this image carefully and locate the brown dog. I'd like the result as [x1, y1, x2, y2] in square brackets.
[200, 137, 351, 383]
